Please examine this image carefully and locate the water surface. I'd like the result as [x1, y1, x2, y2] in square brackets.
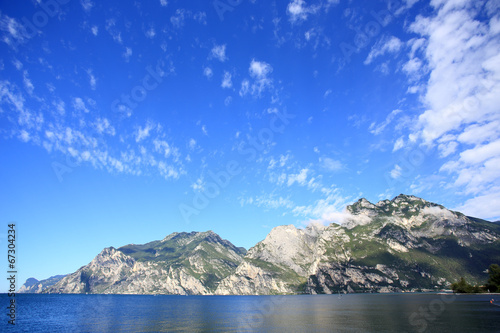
[2, 293, 499, 332]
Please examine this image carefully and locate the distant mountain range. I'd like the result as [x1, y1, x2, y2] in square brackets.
[20, 194, 500, 295]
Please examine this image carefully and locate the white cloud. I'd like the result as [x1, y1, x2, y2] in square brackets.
[135, 122, 155, 142]
[188, 138, 196, 150]
[460, 140, 500, 165]
[292, 188, 351, 225]
[390, 164, 402, 179]
[393, 137, 405, 151]
[369, 109, 402, 135]
[19, 130, 30, 142]
[158, 161, 180, 179]
[211, 44, 227, 62]
[202, 125, 208, 136]
[249, 59, 272, 79]
[123, 47, 132, 62]
[170, 9, 186, 28]
[409, 3, 500, 145]
[87, 69, 96, 90]
[454, 188, 500, 220]
[0, 13, 37, 47]
[404, 0, 500, 210]
[239, 79, 250, 96]
[145, 27, 156, 39]
[12, 59, 22, 70]
[287, 0, 308, 22]
[240, 59, 274, 97]
[80, 0, 94, 12]
[320, 157, 343, 172]
[22, 70, 34, 94]
[53, 100, 65, 115]
[287, 168, 309, 186]
[91, 26, 98, 36]
[153, 139, 172, 158]
[105, 19, 122, 44]
[244, 195, 295, 210]
[93, 117, 115, 136]
[457, 121, 500, 145]
[286, 0, 321, 23]
[160, 0, 168, 6]
[221, 71, 232, 89]
[365, 36, 403, 65]
[203, 67, 213, 79]
[72, 97, 89, 113]
[191, 177, 205, 191]
[193, 12, 207, 25]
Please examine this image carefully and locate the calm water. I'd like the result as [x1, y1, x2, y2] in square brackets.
[1, 293, 499, 332]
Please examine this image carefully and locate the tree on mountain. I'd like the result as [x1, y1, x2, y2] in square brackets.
[486, 264, 500, 292]
[450, 277, 481, 293]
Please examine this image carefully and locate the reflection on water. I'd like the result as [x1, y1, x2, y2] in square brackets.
[3, 293, 499, 332]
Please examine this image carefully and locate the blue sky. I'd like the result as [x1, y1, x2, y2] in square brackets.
[1, 0, 499, 292]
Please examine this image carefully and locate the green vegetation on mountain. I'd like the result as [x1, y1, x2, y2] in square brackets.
[20, 194, 500, 296]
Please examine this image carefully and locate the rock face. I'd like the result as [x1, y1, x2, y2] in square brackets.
[215, 194, 500, 294]
[43, 231, 246, 295]
[20, 194, 500, 295]
[18, 275, 66, 293]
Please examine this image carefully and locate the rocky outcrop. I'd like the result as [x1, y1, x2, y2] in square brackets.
[216, 194, 500, 294]
[18, 275, 66, 293]
[43, 231, 246, 295]
[21, 195, 500, 295]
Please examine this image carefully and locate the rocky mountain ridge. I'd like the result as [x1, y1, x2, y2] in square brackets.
[20, 195, 500, 295]
[216, 194, 500, 294]
[40, 231, 246, 295]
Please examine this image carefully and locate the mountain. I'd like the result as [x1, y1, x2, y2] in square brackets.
[215, 194, 500, 294]
[18, 275, 66, 293]
[20, 194, 500, 295]
[42, 231, 246, 295]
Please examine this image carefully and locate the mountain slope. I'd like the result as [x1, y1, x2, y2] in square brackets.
[43, 231, 246, 295]
[18, 275, 66, 293]
[216, 194, 500, 294]
[22, 194, 500, 295]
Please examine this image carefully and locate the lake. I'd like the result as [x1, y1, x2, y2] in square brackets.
[1, 293, 499, 332]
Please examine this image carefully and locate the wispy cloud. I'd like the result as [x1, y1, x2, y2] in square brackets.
[203, 67, 213, 79]
[23, 70, 34, 95]
[319, 157, 343, 172]
[365, 36, 403, 65]
[72, 97, 90, 113]
[123, 47, 132, 62]
[86, 69, 97, 90]
[135, 122, 156, 142]
[240, 59, 274, 97]
[210, 44, 227, 62]
[221, 71, 232, 88]
[369, 109, 402, 135]
[80, 0, 94, 12]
